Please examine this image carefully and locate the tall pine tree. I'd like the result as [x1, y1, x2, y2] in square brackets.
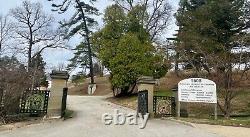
[48, 0, 99, 84]
[67, 42, 90, 72]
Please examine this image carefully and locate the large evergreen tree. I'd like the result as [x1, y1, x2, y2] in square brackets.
[67, 42, 90, 72]
[92, 4, 168, 96]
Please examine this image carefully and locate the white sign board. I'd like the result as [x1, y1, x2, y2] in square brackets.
[178, 78, 217, 103]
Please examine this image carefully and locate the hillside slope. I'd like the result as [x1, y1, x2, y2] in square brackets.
[68, 76, 112, 96]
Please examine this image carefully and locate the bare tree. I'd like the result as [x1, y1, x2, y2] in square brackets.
[10, 1, 65, 70]
[0, 15, 12, 56]
[114, 0, 172, 41]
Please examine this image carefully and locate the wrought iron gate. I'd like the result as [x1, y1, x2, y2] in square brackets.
[20, 90, 50, 115]
[153, 96, 176, 117]
[61, 88, 68, 117]
[138, 90, 148, 116]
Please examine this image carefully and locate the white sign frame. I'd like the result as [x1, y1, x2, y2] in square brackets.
[177, 78, 217, 120]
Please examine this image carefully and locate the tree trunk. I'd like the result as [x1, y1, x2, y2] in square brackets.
[100, 63, 104, 77]
[27, 44, 32, 71]
[0, 43, 2, 58]
[223, 59, 233, 119]
[175, 52, 179, 76]
[76, 0, 94, 84]
[224, 97, 231, 119]
[28, 22, 33, 72]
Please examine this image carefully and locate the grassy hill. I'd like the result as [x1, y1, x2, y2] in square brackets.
[68, 76, 112, 96]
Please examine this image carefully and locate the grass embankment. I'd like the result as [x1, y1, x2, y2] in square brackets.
[68, 76, 112, 96]
[178, 117, 250, 128]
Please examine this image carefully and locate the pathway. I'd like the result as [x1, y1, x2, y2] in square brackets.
[0, 96, 222, 137]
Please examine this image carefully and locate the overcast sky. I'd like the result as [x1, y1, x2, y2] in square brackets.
[0, 0, 179, 74]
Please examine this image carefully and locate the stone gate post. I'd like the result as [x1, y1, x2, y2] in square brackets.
[47, 71, 69, 118]
[137, 76, 156, 118]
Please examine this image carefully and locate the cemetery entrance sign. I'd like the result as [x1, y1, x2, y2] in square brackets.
[178, 78, 217, 103]
[177, 78, 217, 119]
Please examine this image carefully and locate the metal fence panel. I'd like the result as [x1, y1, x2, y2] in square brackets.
[153, 96, 176, 117]
[20, 90, 50, 115]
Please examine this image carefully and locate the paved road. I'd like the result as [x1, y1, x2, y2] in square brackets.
[0, 96, 222, 137]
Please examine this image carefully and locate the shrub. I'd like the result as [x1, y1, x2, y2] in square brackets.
[0, 56, 31, 123]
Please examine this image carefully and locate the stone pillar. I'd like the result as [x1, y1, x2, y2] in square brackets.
[137, 76, 156, 118]
[47, 71, 69, 118]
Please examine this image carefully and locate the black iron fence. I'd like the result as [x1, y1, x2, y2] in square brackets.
[153, 96, 176, 117]
[138, 90, 148, 116]
[20, 89, 50, 115]
[1, 87, 70, 118]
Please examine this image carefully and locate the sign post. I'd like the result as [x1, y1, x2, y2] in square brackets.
[177, 101, 180, 118]
[178, 78, 217, 120]
[214, 103, 217, 120]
